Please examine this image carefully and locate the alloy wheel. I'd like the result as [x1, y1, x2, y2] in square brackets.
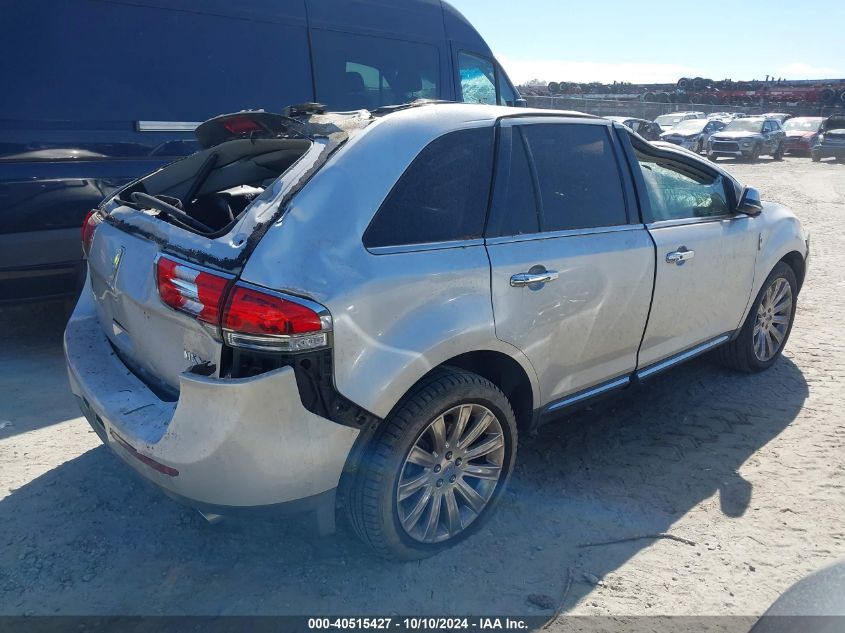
[753, 277, 793, 362]
[396, 403, 505, 543]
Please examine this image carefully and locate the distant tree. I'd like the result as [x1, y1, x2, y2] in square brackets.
[523, 78, 546, 86]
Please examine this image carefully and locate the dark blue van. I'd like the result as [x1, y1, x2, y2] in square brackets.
[0, 0, 522, 302]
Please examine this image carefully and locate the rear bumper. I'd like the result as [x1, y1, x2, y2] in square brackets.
[64, 283, 359, 512]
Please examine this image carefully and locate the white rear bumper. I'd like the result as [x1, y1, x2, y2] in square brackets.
[64, 287, 359, 509]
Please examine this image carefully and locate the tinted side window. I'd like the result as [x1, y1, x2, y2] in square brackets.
[497, 73, 517, 107]
[635, 149, 731, 221]
[458, 52, 497, 105]
[311, 29, 439, 111]
[488, 130, 540, 237]
[520, 124, 627, 231]
[364, 128, 494, 248]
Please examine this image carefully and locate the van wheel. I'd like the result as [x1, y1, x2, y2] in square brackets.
[347, 368, 517, 560]
[717, 262, 798, 373]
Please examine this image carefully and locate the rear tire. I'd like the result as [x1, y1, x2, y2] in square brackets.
[811, 153, 821, 163]
[717, 262, 798, 373]
[347, 368, 517, 560]
[773, 143, 785, 161]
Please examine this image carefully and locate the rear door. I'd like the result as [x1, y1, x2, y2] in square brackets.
[485, 118, 655, 408]
[623, 136, 759, 370]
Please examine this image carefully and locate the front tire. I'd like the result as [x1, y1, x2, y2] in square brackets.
[718, 262, 798, 373]
[773, 142, 785, 161]
[347, 368, 517, 560]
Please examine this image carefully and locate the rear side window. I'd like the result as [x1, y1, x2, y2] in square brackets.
[311, 30, 439, 111]
[364, 128, 494, 248]
[520, 124, 628, 232]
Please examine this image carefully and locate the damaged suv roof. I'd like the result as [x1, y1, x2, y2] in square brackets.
[100, 102, 595, 272]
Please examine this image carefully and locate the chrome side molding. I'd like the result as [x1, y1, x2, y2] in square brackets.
[136, 121, 202, 132]
[636, 334, 730, 380]
[546, 376, 631, 412]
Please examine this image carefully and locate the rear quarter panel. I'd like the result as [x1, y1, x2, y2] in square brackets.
[240, 108, 540, 418]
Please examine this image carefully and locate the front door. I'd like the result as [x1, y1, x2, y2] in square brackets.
[485, 119, 655, 407]
[626, 137, 759, 368]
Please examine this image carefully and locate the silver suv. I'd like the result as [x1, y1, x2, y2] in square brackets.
[66, 103, 809, 560]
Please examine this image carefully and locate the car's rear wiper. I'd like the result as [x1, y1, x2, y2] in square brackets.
[130, 192, 214, 234]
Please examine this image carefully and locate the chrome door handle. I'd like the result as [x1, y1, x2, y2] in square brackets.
[510, 270, 559, 287]
[666, 249, 695, 265]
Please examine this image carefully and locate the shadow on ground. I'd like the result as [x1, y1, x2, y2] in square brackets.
[0, 301, 78, 437]
[0, 302, 808, 623]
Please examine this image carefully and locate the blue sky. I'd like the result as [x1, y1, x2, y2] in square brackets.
[449, 0, 845, 84]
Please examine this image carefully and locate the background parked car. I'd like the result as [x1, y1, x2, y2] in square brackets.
[708, 117, 786, 161]
[760, 112, 793, 124]
[605, 116, 663, 140]
[660, 118, 727, 153]
[654, 111, 706, 132]
[783, 117, 825, 155]
[812, 114, 845, 162]
[0, 0, 522, 304]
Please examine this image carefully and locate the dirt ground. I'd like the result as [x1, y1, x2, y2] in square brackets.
[1, 156, 843, 625]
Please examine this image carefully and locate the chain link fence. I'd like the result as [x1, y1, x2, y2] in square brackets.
[525, 95, 844, 119]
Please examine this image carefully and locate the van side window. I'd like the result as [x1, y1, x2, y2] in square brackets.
[634, 148, 731, 222]
[497, 74, 517, 107]
[519, 124, 628, 231]
[311, 29, 439, 111]
[458, 52, 497, 105]
[364, 128, 494, 248]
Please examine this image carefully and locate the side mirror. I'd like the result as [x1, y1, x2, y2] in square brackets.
[737, 187, 763, 216]
[514, 97, 528, 108]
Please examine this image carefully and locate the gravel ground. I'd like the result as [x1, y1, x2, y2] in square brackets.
[0, 156, 843, 624]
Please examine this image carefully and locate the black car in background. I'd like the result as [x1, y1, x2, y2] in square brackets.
[0, 0, 521, 303]
[605, 116, 663, 140]
[812, 114, 845, 162]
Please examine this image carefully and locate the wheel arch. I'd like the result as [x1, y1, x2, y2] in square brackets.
[780, 250, 806, 291]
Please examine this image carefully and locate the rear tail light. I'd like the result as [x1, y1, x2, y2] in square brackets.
[222, 283, 331, 352]
[155, 256, 330, 352]
[81, 209, 101, 257]
[156, 257, 231, 324]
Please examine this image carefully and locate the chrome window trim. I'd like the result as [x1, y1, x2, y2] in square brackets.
[546, 376, 631, 412]
[636, 334, 730, 380]
[499, 116, 608, 128]
[646, 214, 746, 229]
[366, 238, 485, 255]
[485, 224, 642, 246]
[136, 121, 202, 132]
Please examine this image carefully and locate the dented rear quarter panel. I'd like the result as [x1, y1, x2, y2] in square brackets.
[240, 106, 541, 418]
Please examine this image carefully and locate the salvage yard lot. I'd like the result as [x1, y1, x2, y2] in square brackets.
[0, 157, 843, 622]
